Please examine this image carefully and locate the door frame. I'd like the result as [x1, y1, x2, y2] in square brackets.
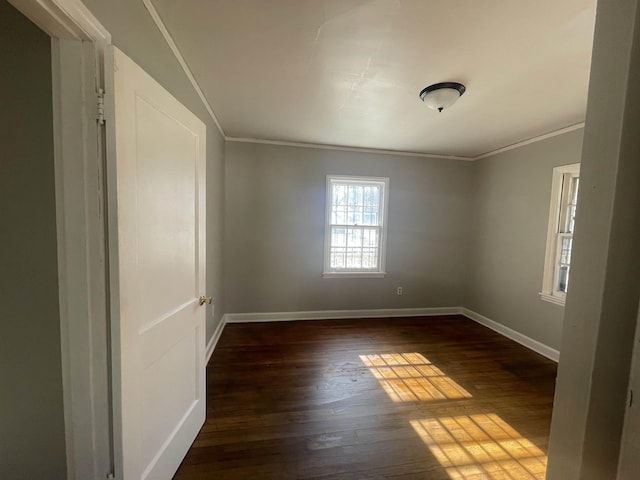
[7, 1, 113, 478]
[618, 305, 640, 478]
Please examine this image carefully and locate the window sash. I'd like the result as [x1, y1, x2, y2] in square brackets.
[558, 173, 579, 234]
[553, 233, 573, 297]
[329, 225, 382, 271]
[329, 181, 385, 227]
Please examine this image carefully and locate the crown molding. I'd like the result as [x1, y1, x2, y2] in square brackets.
[226, 123, 585, 161]
[142, 0, 226, 138]
[225, 136, 475, 161]
[472, 122, 585, 160]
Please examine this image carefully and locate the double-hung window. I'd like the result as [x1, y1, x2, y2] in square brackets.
[323, 175, 389, 277]
[541, 163, 580, 305]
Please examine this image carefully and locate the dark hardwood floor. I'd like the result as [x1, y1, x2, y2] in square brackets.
[173, 315, 557, 479]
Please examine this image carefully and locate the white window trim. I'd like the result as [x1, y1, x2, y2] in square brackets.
[540, 163, 580, 306]
[323, 175, 390, 278]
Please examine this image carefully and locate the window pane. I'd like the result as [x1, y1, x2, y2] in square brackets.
[559, 236, 572, 265]
[556, 235, 573, 293]
[364, 186, 380, 206]
[348, 185, 363, 206]
[570, 177, 580, 204]
[363, 213, 375, 225]
[363, 206, 378, 226]
[333, 184, 347, 206]
[332, 206, 347, 225]
[347, 227, 363, 247]
[567, 177, 579, 233]
[363, 228, 379, 247]
[557, 265, 570, 293]
[346, 247, 362, 268]
[362, 248, 378, 269]
[331, 227, 346, 247]
[330, 248, 346, 269]
[568, 206, 577, 234]
[346, 206, 363, 225]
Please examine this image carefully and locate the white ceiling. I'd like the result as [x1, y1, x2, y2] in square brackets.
[150, 0, 597, 158]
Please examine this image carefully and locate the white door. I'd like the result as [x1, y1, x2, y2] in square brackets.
[108, 47, 207, 480]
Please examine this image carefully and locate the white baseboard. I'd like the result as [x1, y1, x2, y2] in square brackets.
[223, 307, 462, 323]
[205, 316, 227, 364]
[460, 308, 560, 362]
[207, 307, 559, 364]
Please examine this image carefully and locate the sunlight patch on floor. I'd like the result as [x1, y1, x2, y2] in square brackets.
[410, 413, 547, 479]
[359, 353, 472, 402]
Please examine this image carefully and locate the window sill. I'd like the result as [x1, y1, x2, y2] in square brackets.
[323, 272, 387, 279]
[539, 292, 565, 306]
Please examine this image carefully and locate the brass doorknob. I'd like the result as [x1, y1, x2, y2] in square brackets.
[199, 296, 212, 306]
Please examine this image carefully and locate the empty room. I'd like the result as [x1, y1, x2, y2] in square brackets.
[3, 0, 640, 479]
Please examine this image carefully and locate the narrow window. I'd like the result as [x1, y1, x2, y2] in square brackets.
[540, 164, 580, 305]
[323, 175, 389, 277]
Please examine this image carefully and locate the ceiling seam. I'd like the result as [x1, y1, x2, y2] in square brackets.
[142, 0, 226, 138]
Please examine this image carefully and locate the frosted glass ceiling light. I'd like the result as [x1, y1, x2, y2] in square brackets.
[419, 82, 466, 112]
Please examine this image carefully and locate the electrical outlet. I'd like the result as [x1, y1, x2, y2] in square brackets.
[397, 286, 403, 295]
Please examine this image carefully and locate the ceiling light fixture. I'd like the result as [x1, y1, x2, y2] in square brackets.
[419, 82, 466, 112]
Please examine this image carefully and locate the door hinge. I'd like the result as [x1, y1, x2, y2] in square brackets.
[97, 88, 106, 125]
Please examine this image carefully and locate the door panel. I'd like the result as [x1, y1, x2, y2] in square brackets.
[110, 46, 206, 480]
[134, 94, 197, 330]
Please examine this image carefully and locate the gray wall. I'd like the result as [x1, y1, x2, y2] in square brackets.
[82, 0, 226, 341]
[465, 129, 584, 350]
[0, 2, 67, 478]
[224, 142, 473, 313]
[225, 130, 585, 353]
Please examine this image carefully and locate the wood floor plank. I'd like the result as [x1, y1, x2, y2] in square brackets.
[173, 315, 557, 479]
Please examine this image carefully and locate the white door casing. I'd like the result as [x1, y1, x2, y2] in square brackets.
[7, 1, 114, 478]
[109, 46, 206, 480]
